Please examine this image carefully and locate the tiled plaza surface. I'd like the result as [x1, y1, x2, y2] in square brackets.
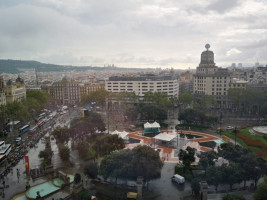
[126, 130, 222, 163]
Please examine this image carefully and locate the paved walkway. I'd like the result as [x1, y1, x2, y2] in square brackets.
[126, 130, 221, 163]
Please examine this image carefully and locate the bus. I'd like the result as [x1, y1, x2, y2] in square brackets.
[29, 125, 38, 136]
[37, 113, 46, 121]
[19, 125, 30, 135]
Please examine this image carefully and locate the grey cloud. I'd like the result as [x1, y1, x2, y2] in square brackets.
[0, 0, 267, 69]
[239, 39, 267, 49]
[206, 0, 240, 13]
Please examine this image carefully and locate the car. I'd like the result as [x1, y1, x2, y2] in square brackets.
[226, 126, 234, 130]
[171, 174, 185, 184]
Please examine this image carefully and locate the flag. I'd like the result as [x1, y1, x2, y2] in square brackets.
[25, 156, 29, 171]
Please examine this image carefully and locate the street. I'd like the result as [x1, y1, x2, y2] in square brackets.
[149, 162, 191, 200]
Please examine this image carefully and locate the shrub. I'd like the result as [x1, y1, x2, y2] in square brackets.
[175, 166, 184, 175]
[84, 162, 98, 179]
[223, 193, 245, 200]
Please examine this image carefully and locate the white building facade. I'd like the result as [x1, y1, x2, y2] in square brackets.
[105, 76, 179, 99]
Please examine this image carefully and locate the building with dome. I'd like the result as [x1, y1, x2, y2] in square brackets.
[5, 76, 26, 103]
[193, 44, 231, 107]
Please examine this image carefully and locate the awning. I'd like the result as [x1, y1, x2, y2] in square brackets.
[153, 132, 176, 142]
[111, 130, 129, 139]
[144, 122, 160, 128]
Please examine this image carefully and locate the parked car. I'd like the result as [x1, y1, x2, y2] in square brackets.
[171, 174, 185, 184]
[226, 126, 234, 130]
[127, 192, 137, 200]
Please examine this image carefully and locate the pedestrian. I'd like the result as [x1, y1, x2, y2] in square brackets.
[2, 178, 5, 189]
[17, 169, 20, 178]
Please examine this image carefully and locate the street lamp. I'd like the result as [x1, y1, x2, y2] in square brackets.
[153, 132, 156, 149]
[107, 99, 111, 134]
[176, 131, 180, 150]
[234, 126, 237, 146]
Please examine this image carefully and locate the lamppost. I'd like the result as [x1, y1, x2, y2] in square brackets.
[154, 131, 156, 149]
[176, 130, 178, 149]
[107, 98, 110, 134]
[234, 126, 237, 146]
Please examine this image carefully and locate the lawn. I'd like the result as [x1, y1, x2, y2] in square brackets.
[222, 127, 267, 159]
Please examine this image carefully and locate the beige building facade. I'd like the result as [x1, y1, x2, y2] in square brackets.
[193, 45, 231, 107]
[49, 78, 104, 105]
[5, 76, 26, 103]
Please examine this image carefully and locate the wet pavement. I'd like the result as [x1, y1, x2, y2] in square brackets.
[3, 109, 82, 199]
[3, 137, 46, 199]
[149, 162, 191, 200]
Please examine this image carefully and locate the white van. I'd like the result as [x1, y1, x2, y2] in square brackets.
[171, 174, 185, 184]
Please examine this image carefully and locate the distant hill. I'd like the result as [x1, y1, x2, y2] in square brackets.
[0, 59, 106, 74]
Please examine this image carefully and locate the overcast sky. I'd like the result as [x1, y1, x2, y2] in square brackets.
[0, 0, 267, 69]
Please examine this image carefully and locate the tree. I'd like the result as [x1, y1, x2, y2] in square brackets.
[99, 146, 163, 182]
[99, 149, 134, 181]
[198, 151, 218, 168]
[93, 134, 125, 157]
[24, 90, 49, 114]
[77, 141, 90, 158]
[254, 176, 267, 200]
[199, 95, 217, 110]
[178, 108, 217, 125]
[223, 194, 245, 200]
[84, 111, 106, 133]
[121, 104, 139, 121]
[132, 145, 163, 181]
[228, 88, 266, 115]
[220, 163, 242, 191]
[139, 103, 167, 121]
[138, 92, 171, 122]
[81, 89, 109, 107]
[191, 178, 201, 195]
[39, 150, 49, 160]
[52, 127, 69, 144]
[142, 92, 172, 108]
[237, 153, 257, 188]
[116, 92, 138, 102]
[178, 147, 196, 171]
[218, 143, 248, 163]
[59, 145, 70, 161]
[250, 157, 267, 189]
[206, 166, 221, 192]
[179, 92, 193, 107]
[84, 162, 98, 179]
[260, 101, 267, 118]
[6, 101, 29, 122]
[0, 105, 8, 136]
[39, 150, 50, 167]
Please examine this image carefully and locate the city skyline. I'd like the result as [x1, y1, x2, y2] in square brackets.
[0, 0, 267, 69]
